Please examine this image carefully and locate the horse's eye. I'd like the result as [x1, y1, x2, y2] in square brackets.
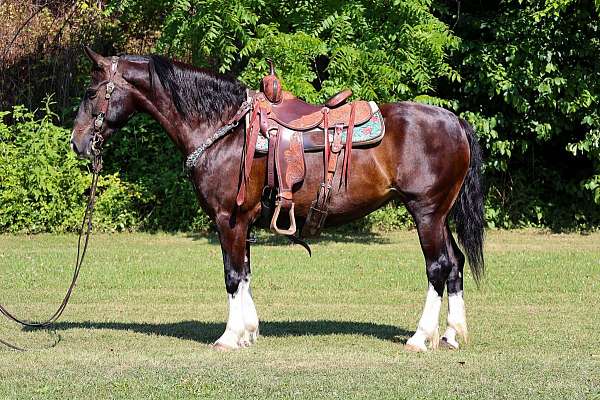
[86, 89, 98, 100]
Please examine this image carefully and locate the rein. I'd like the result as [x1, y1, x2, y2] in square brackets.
[0, 152, 102, 351]
[0, 58, 119, 352]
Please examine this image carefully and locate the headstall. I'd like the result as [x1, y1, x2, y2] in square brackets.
[90, 55, 120, 172]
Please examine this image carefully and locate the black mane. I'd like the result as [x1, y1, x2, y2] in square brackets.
[148, 55, 246, 121]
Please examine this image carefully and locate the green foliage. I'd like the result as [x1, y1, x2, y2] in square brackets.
[110, 0, 459, 104]
[0, 100, 162, 233]
[0, 102, 85, 232]
[0, 1, 127, 117]
[446, 0, 600, 229]
[364, 203, 416, 231]
[3, 0, 600, 232]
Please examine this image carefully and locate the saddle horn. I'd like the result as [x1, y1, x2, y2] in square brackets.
[267, 58, 275, 75]
[262, 58, 282, 103]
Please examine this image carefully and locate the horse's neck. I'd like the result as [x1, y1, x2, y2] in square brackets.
[134, 87, 214, 157]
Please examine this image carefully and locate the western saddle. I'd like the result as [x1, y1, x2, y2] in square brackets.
[236, 61, 374, 238]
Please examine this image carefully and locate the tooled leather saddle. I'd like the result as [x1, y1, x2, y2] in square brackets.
[236, 60, 384, 238]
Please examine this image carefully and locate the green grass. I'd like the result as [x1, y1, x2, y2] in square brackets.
[0, 230, 599, 399]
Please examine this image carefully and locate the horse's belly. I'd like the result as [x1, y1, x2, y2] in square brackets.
[290, 146, 395, 225]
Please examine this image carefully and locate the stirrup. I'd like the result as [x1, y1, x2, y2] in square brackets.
[271, 202, 297, 235]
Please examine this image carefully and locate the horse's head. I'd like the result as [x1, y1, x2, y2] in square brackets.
[71, 47, 138, 158]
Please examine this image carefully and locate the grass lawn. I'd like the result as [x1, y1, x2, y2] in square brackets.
[0, 230, 598, 399]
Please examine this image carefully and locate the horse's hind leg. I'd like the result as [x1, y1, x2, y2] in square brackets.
[440, 224, 468, 349]
[405, 210, 454, 352]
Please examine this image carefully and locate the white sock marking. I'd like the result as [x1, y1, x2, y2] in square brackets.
[215, 277, 259, 349]
[442, 290, 467, 348]
[240, 277, 259, 344]
[406, 284, 442, 351]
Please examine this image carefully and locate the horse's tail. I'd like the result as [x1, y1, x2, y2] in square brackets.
[452, 118, 485, 284]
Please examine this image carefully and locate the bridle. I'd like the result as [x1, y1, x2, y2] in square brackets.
[89, 55, 120, 172]
[0, 58, 120, 351]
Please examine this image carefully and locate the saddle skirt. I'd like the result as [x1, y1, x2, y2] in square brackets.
[253, 101, 385, 153]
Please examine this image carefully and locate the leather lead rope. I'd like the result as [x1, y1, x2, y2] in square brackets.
[0, 60, 112, 351]
[0, 154, 102, 351]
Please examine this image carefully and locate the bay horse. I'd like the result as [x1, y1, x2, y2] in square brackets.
[70, 48, 484, 352]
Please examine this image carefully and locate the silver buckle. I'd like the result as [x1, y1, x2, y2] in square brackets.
[105, 82, 115, 99]
[111, 56, 119, 72]
[94, 113, 104, 130]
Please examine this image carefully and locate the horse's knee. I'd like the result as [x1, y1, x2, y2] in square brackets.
[427, 253, 453, 296]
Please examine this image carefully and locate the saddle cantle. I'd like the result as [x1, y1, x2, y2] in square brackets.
[236, 60, 385, 238]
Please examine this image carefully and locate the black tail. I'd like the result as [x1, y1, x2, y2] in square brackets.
[452, 119, 485, 284]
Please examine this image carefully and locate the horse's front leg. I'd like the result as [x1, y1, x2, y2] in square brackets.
[213, 218, 259, 350]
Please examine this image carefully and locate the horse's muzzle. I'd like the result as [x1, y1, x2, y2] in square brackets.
[70, 137, 93, 159]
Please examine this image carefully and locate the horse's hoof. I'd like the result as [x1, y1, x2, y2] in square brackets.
[241, 329, 258, 346]
[249, 329, 259, 344]
[447, 321, 468, 345]
[404, 342, 427, 353]
[458, 330, 469, 345]
[440, 337, 459, 350]
[212, 342, 236, 352]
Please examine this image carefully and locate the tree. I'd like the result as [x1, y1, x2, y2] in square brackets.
[439, 0, 600, 228]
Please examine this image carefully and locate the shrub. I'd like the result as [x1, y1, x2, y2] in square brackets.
[0, 99, 152, 233]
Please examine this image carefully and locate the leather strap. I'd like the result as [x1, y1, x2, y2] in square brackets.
[0, 151, 104, 351]
[267, 129, 277, 189]
[327, 126, 343, 183]
[322, 108, 329, 182]
[341, 102, 356, 188]
[302, 110, 348, 238]
[236, 97, 261, 206]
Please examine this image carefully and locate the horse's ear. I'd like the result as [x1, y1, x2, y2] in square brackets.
[83, 46, 107, 69]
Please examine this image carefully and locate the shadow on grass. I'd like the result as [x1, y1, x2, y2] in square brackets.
[185, 231, 396, 246]
[35, 320, 413, 345]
